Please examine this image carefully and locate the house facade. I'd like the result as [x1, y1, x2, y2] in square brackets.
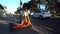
[0, 4, 6, 17]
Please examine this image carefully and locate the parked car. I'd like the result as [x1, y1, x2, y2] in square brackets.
[33, 10, 52, 19]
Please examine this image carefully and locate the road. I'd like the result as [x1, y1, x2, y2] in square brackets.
[0, 16, 59, 34]
[0, 23, 53, 34]
[31, 17, 60, 34]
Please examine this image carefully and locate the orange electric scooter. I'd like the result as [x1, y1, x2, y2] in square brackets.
[9, 9, 32, 31]
[12, 15, 32, 29]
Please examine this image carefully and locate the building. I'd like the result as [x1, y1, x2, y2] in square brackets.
[0, 4, 6, 17]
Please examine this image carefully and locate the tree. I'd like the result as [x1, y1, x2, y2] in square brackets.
[23, 1, 38, 11]
[15, 7, 20, 14]
[3, 6, 7, 9]
[0, 10, 4, 16]
[15, 0, 43, 14]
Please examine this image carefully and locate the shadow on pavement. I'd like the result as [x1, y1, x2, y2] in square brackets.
[0, 24, 40, 34]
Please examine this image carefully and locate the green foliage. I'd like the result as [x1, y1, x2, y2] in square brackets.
[0, 22, 4, 24]
[15, 0, 39, 14]
[15, 7, 20, 14]
[0, 10, 4, 15]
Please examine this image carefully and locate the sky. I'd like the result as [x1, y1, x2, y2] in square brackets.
[0, 0, 31, 14]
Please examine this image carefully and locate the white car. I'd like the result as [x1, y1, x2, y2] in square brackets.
[33, 11, 52, 19]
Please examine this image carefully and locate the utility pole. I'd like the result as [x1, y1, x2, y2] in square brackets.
[20, 0, 23, 23]
[20, 0, 23, 8]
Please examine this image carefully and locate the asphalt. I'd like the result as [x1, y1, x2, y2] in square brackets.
[0, 17, 53, 34]
[0, 23, 53, 34]
[31, 17, 60, 34]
